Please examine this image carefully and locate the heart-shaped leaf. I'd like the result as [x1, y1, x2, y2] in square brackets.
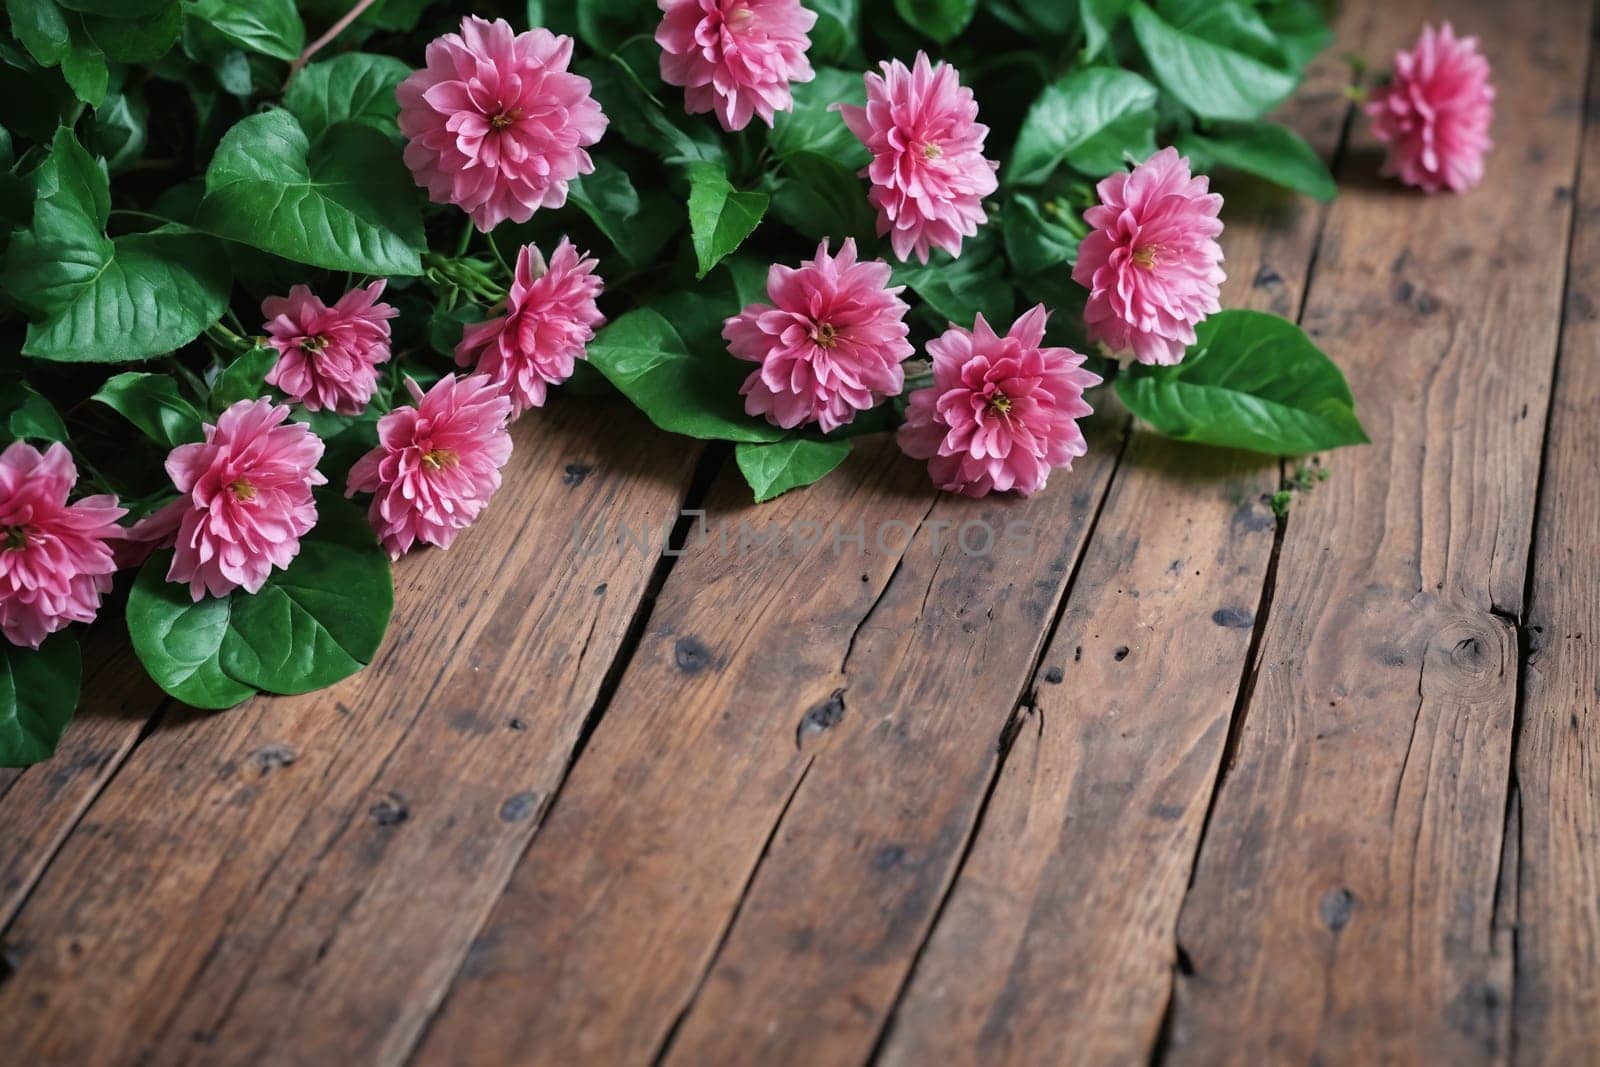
[0, 631, 81, 767]
[686, 160, 768, 279]
[197, 109, 425, 275]
[736, 438, 851, 502]
[1115, 309, 1369, 455]
[127, 493, 393, 708]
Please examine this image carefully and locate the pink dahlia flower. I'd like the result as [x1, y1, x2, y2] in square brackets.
[346, 375, 513, 560]
[1366, 22, 1494, 194]
[1072, 147, 1224, 367]
[151, 399, 327, 601]
[454, 238, 605, 417]
[724, 238, 914, 432]
[0, 442, 123, 649]
[836, 52, 998, 264]
[897, 306, 1099, 498]
[261, 281, 398, 415]
[397, 16, 608, 231]
[656, 0, 816, 132]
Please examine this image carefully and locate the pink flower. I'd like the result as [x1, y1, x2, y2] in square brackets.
[346, 375, 513, 560]
[155, 399, 326, 601]
[897, 306, 1099, 498]
[0, 442, 123, 648]
[724, 238, 914, 432]
[1072, 147, 1224, 366]
[454, 238, 605, 417]
[397, 16, 608, 231]
[261, 281, 398, 415]
[836, 52, 998, 264]
[1366, 22, 1494, 194]
[656, 0, 816, 132]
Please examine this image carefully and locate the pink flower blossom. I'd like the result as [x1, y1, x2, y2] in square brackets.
[155, 399, 326, 601]
[724, 238, 914, 432]
[454, 238, 605, 417]
[1366, 22, 1494, 194]
[0, 442, 123, 649]
[346, 375, 513, 560]
[897, 306, 1099, 498]
[1072, 147, 1224, 366]
[397, 16, 608, 231]
[261, 281, 398, 415]
[656, 0, 816, 132]
[836, 52, 998, 264]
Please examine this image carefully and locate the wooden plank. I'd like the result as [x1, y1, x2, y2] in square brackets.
[0, 401, 698, 1064]
[0, 629, 167, 928]
[1164, 1, 1592, 1062]
[414, 414, 1126, 1061]
[875, 49, 1349, 1063]
[1512, 29, 1600, 1060]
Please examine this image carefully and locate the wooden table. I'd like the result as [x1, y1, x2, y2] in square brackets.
[2, 0, 1597, 1062]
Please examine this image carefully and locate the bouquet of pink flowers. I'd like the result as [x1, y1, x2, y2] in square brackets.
[0, 0, 1492, 765]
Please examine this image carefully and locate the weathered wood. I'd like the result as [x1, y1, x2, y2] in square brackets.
[875, 48, 1348, 1062]
[0, 629, 166, 928]
[1165, 1, 1591, 1062]
[414, 396, 1125, 1063]
[0, 402, 698, 1065]
[1511, 31, 1600, 1061]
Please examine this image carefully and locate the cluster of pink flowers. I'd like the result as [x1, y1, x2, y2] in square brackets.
[262, 281, 398, 415]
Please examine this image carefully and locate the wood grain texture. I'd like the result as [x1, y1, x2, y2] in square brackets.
[0, 630, 166, 928]
[415, 405, 1126, 1063]
[0, 402, 698, 1066]
[1165, 1, 1592, 1062]
[1512, 31, 1600, 1061]
[876, 48, 1350, 1063]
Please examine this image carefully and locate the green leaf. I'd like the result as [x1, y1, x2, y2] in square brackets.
[57, 0, 170, 16]
[8, 0, 72, 65]
[686, 160, 768, 279]
[568, 159, 679, 267]
[893, 0, 977, 42]
[197, 109, 425, 275]
[1177, 120, 1336, 201]
[1002, 194, 1080, 274]
[128, 555, 259, 709]
[58, 31, 107, 106]
[209, 345, 277, 411]
[216, 493, 392, 695]
[6, 129, 229, 362]
[22, 229, 233, 362]
[1114, 309, 1369, 455]
[284, 52, 411, 143]
[771, 150, 877, 244]
[892, 240, 1014, 327]
[807, 0, 858, 64]
[127, 494, 393, 707]
[1261, 0, 1333, 71]
[185, 0, 303, 60]
[0, 376, 70, 442]
[587, 307, 786, 443]
[768, 67, 868, 165]
[82, 3, 180, 62]
[1129, 1, 1299, 121]
[90, 87, 148, 173]
[574, 0, 645, 54]
[1007, 67, 1158, 184]
[0, 632, 80, 767]
[92, 371, 205, 446]
[736, 438, 851, 503]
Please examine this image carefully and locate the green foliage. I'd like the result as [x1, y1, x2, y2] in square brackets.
[736, 438, 853, 502]
[1177, 120, 1336, 202]
[1007, 68, 1159, 185]
[127, 493, 393, 708]
[686, 161, 770, 279]
[1115, 310, 1369, 455]
[92, 371, 205, 446]
[0, 632, 80, 766]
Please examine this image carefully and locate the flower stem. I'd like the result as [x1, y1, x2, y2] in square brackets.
[285, 0, 381, 87]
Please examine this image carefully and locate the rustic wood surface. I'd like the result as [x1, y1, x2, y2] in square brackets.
[1, 0, 1597, 1064]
